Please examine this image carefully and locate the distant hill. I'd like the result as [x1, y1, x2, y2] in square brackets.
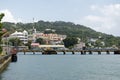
[2, 21, 120, 47]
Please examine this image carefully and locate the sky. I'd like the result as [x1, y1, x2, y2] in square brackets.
[0, 0, 120, 36]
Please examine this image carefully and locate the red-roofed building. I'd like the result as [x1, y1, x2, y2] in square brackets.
[31, 43, 40, 47]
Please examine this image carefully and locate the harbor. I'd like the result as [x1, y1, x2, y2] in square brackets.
[1, 53, 120, 80]
[0, 1, 120, 79]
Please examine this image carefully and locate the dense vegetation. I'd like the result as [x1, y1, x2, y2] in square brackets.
[2, 20, 120, 48]
[0, 13, 7, 53]
[63, 37, 78, 48]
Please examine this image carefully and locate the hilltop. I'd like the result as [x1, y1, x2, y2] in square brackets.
[2, 21, 120, 47]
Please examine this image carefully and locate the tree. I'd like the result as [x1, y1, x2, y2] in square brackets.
[44, 30, 54, 34]
[35, 38, 45, 44]
[95, 39, 103, 48]
[2, 20, 120, 47]
[63, 37, 78, 48]
[9, 38, 22, 46]
[25, 40, 32, 49]
[0, 13, 6, 53]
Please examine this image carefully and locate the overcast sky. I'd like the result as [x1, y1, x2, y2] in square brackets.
[0, 0, 120, 36]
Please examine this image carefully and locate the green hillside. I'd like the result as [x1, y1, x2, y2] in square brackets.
[2, 21, 120, 47]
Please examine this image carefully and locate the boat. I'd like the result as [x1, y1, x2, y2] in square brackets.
[42, 50, 57, 55]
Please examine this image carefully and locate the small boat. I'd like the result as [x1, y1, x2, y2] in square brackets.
[42, 50, 57, 55]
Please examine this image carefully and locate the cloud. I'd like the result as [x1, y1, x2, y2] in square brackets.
[76, 4, 120, 36]
[0, 9, 22, 23]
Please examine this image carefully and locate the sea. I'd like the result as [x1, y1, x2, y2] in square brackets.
[0, 52, 120, 80]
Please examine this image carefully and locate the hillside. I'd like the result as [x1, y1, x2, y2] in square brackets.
[2, 21, 120, 47]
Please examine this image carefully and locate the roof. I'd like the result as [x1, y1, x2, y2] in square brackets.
[31, 43, 40, 46]
[23, 30, 28, 34]
[39, 45, 64, 48]
[11, 31, 23, 35]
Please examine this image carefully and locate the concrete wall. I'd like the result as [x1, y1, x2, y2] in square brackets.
[0, 55, 11, 73]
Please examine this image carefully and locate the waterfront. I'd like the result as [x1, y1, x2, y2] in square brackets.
[1, 52, 120, 80]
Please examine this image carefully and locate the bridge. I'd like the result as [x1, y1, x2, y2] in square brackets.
[18, 49, 120, 55]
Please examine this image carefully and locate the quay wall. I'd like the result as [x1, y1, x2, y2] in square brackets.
[0, 55, 11, 73]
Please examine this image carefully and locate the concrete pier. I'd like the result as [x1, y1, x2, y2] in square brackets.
[19, 49, 119, 55]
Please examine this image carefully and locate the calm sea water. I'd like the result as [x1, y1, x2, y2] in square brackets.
[1, 52, 120, 80]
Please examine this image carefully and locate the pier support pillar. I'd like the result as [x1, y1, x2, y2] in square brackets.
[63, 51, 66, 55]
[81, 51, 86, 55]
[33, 51, 35, 55]
[24, 51, 26, 55]
[89, 51, 92, 55]
[84, 51, 86, 55]
[98, 51, 101, 55]
[81, 51, 83, 55]
[72, 51, 75, 55]
[106, 51, 110, 54]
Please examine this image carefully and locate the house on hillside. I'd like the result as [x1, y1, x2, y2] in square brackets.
[33, 32, 66, 45]
[73, 42, 86, 50]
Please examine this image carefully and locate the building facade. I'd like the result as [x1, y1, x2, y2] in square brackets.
[9, 30, 28, 44]
[33, 33, 66, 44]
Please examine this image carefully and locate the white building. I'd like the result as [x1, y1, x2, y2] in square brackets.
[9, 30, 28, 44]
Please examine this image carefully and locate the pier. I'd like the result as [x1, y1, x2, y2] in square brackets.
[19, 49, 120, 55]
